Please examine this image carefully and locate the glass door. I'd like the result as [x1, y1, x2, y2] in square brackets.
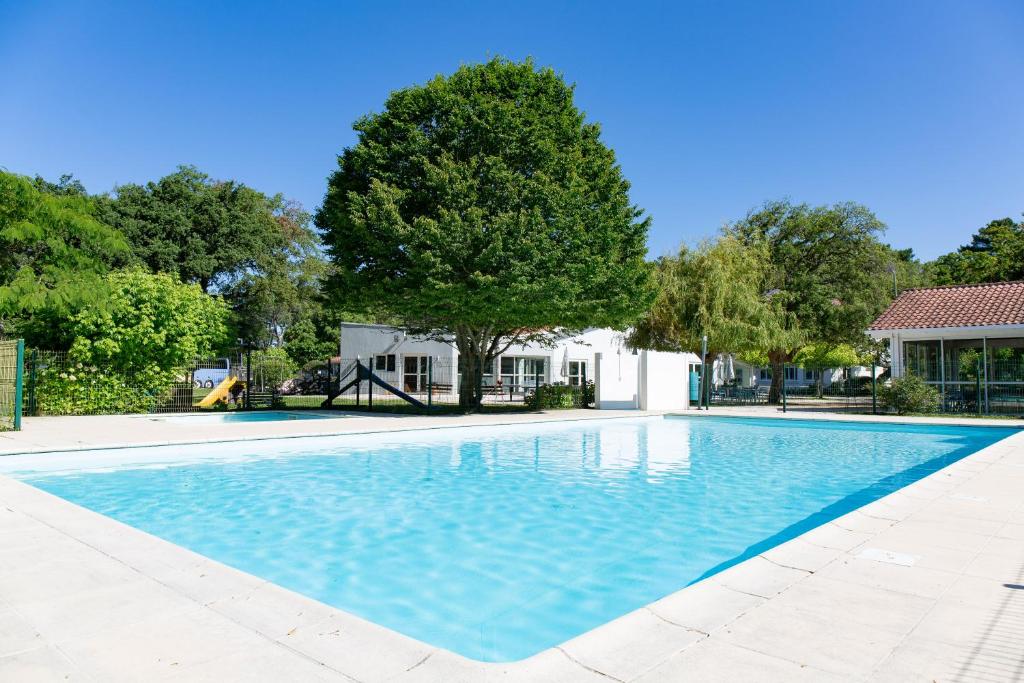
[403, 355, 428, 393]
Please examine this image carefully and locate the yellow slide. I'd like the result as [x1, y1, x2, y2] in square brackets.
[197, 376, 239, 408]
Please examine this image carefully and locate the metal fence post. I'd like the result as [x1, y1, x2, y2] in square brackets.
[976, 357, 982, 416]
[26, 348, 37, 417]
[14, 340, 24, 431]
[871, 362, 877, 415]
[427, 356, 433, 409]
[367, 361, 373, 410]
[244, 347, 252, 410]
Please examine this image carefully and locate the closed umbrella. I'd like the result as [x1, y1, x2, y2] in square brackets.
[725, 354, 736, 382]
[560, 347, 570, 380]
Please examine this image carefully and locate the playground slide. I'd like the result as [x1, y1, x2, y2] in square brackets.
[197, 376, 239, 408]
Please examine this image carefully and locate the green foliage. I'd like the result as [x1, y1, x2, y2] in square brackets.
[880, 374, 941, 415]
[96, 166, 331, 347]
[927, 216, 1024, 284]
[729, 200, 891, 350]
[0, 171, 128, 319]
[96, 165, 296, 292]
[67, 269, 229, 387]
[35, 364, 158, 415]
[630, 236, 796, 358]
[727, 200, 891, 400]
[317, 58, 653, 411]
[223, 200, 331, 347]
[956, 348, 982, 380]
[793, 343, 868, 369]
[250, 347, 297, 389]
[283, 318, 335, 367]
[526, 382, 593, 410]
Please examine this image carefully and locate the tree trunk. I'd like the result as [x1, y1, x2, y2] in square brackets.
[457, 343, 479, 413]
[455, 328, 492, 413]
[767, 350, 791, 404]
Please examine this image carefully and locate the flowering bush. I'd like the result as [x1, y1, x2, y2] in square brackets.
[36, 362, 160, 415]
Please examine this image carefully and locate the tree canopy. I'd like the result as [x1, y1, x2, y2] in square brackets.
[629, 236, 795, 359]
[0, 171, 127, 325]
[96, 165, 296, 293]
[927, 216, 1024, 285]
[317, 58, 653, 410]
[726, 200, 891, 400]
[66, 269, 229, 382]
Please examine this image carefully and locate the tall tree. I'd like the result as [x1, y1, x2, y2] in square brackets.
[728, 200, 891, 401]
[317, 58, 653, 411]
[223, 200, 330, 348]
[96, 165, 289, 293]
[0, 171, 127, 333]
[97, 167, 330, 346]
[927, 216, 1024, 284]
[629, 236, 795, 364]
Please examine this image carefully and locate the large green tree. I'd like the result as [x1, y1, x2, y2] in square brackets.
[629, 236, 795, 364]
[0, 171, 127, 334]
[317, 58, 653, 411]
[927, 216, 1024, 284]
[222, 200, 331, 348]
[728, 200, 891, 401]
[96, 165, 292, 293]
[97, 166, 332, 348]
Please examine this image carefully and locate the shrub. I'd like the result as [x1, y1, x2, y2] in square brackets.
[526, 382, 594, 410]
[35, 364, 159, 415]
[880, 374, 940, 415]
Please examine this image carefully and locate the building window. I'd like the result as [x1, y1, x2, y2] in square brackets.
[500, 356, 546, 389]
[374, 354, 396, 372]
[568, 360, 587, 386]
[784, 366, 798, 381]
[759, 368, 772, 381]
[805, 369, 819, 381]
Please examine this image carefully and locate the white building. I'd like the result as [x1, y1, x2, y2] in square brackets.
[868, 281, 1024, 412]
[338, 322, 699, 409]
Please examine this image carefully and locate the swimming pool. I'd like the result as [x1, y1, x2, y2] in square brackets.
[5, 416, 1015, 661]
[151, 410, 342, 424]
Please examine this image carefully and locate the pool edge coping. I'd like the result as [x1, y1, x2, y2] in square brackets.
[1, 412, 1022, 680]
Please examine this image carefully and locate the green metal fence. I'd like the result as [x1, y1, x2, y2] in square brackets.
[0, 340, 24, 430]
[706, 363, 883, 414]
[705, 358, 1024, 417]
[21, 351, 592, 416]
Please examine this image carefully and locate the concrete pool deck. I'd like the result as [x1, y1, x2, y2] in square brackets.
[1, 409, 1023, 681]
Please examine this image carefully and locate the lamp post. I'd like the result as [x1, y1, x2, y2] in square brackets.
[886, 264, 898, 298]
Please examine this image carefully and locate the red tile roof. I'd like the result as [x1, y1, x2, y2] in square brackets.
[870, 281, 1024, 331]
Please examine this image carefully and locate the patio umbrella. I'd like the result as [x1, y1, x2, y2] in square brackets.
[725, 354, 736, 382]
[560, 347, 569, 379]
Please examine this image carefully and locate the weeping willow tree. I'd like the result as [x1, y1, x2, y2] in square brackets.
[629, 236, 799, 400]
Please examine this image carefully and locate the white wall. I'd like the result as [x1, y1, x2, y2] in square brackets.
[639, 350, 690, 410]
[595, 351, 640, 409]
[595, 349, 695, 410]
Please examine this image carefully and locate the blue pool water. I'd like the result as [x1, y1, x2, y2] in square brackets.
[153, 410, 341, 424]
[8, 416, 1015, 661]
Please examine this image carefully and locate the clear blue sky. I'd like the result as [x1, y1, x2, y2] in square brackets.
[2, 1, 1022, 260]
